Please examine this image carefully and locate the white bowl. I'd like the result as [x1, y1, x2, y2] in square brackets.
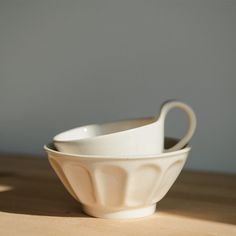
[44, 138, 191, 219]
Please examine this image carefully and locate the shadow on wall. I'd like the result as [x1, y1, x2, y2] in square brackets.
[0, 153, 235, 225]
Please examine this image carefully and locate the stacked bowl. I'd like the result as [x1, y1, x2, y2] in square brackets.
[44, 100, 196, 219]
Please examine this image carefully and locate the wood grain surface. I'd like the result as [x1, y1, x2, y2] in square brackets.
[0, 153, 235, 236]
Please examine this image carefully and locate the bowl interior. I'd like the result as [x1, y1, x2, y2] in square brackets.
[48, 137, 187, 156]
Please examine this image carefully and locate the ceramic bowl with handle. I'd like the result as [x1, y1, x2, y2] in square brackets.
[44, 138, 190, 219]
[53, 100, 196, 156]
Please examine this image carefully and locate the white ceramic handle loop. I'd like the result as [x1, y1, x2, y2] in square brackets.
[160, 100, 197, 152]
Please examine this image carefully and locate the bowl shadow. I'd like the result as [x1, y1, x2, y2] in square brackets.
[0, 153, 88, 217]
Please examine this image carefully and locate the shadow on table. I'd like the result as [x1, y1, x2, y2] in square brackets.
[0, 153, 235, 225]
[0, 154, 88, 218]
[157, 171, 236, 225]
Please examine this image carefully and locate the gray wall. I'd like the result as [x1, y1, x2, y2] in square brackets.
[1, 0, 236, 173]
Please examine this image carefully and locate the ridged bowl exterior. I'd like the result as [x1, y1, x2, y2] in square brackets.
[45, 146, 190, 218]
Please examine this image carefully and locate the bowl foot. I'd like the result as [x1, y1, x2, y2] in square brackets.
[82, 204, 156, 219]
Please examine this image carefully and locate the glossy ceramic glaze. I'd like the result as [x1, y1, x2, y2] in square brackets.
[53, 101, 196, 156]
[44, 138, 190, 219]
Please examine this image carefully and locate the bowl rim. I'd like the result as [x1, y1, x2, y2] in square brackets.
[44, 143, 191, 160]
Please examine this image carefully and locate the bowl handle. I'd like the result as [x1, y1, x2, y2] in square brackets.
[159, 100, 197, 152]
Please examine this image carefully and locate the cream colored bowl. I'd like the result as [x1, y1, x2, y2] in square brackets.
[44, 138, 190, 219]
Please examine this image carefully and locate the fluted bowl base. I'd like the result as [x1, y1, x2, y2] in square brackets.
[82, 204, 156, 219]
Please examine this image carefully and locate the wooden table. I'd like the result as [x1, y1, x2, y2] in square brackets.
[0, 153, 235, 236]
